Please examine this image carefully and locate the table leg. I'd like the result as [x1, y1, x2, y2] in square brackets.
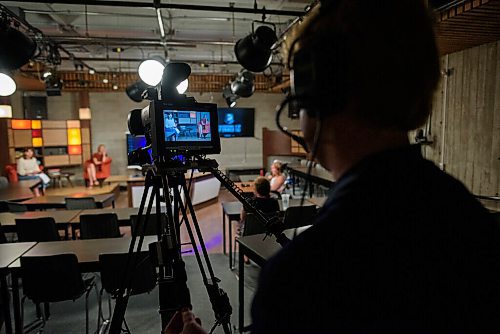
[112, 200, 115, 208]
[66, 176, 74, 187]
[228, 219, 233, 269]
[12, 272, 21, 334]
[238, 248, 244, 332]
[1, 274, 13, 334]
[222, 210, 227, 255]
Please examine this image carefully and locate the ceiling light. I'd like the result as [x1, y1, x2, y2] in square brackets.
[0, 27, 37, 70]
[89, 69, 95, 75]
[43, 71, 52, 79]
[231, 70, 255, 98]
[223, 86, 239, 108]
[102, 78, 109, 84]
[126, 80, 149, 102]
[235, 25, 277, 72]
[0, 72, 16, 96]
[112, 84, 119, 90]
[176, 79, 188, 94]
[138, 58, 165, 86]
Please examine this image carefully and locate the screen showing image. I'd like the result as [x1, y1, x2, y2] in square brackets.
[163, 110, 212, 142]
[217, 108, 254, 138]
[126, 134, 150, 165]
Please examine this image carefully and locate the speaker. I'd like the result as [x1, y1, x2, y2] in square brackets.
[23, 95, 47, 119]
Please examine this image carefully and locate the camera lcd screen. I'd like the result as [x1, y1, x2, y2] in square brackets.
[163, 110, 212, 142]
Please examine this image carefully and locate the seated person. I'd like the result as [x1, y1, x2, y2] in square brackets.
[267, 160, 286, 193]
[240, 177, 280, 224]
[197, 115, 210, 138]
[17, 147, 49, 196]
[84, 144, 109, 188]
[165, 113, 180, 141]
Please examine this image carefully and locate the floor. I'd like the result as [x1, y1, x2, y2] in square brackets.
[1, 187, 260, 334]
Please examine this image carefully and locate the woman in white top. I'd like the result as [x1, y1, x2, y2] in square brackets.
[17, 148, 48, 196]
[267, 160, 286, 193]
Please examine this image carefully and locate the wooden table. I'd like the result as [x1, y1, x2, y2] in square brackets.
[234, 182, 255, 194]
[0, 210, 81, 239]
[237, 227, 310, 332]
[8, 236, 156, 333]
[0, 180, 40, 202]
[19, 193, 115, 210]
[0, 242, 37, 334]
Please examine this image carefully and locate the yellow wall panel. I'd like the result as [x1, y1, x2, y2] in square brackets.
[31, 120, 42, 129]
[67, 128, 82, 145]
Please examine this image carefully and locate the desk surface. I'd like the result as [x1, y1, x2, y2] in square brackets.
[9, 236, 156, 271]
[0, 242, 37, 270]
[20, 193, 114, 208]
[237, 227, 310, 266]
[107, 172, 213, 184]
[0, 180, 39, 202]
[234, 182, 255, 194]
[71, 207, 139, 223]
[0, 210, 81, 227]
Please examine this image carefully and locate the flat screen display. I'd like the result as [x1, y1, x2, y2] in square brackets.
[126, 134, 148, 165]
[163, 110, 212, 142]
[217, 108, 255, 138]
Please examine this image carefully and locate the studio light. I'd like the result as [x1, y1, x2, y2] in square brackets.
[235, 24, 277, 72]
[176, 79, 188, 94]
[126, 80, 149, 102]
[0, 72, 16, 96]
[45, 75, 63, 96]
[223, 86, 239, 108]
[138, 58, 166, 86]
[0, 26, 36, 70]
[231, 70, 255, 98]
[160, 62, 191, 99]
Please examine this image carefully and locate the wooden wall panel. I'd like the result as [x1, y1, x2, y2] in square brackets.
[42, 120, 66, 129]
[13, 130, 32, 148]
[43, 129, 67, 146]
[69, 155, 82, 165]
[44, 155, 70, 167]
[428, 40, 500, 210]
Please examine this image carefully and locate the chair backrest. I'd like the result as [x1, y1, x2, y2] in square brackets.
[0, 176, 8, 188]
[80, 213, 120, 239]
[492, 211, 500, 225]
[283, 205, 317, 229]
[21, 254, 86, 303]
[7, 202, 27, 212]
[243, 213, 267, 237]
[130, 214, 165, 237]
[0, 223, 7, 244]
[65, 197, 97, 210]
[15, 218, 60, 242]
[99, 251, 156, 297]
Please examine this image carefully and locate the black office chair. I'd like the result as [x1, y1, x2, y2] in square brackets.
[20, 254, 98, 334]
[65, 197, 97, 210]
[98, 252, 157, 324]
[6, 202, 27, 213]
[79, 213, 121, 239]
[15, 218, 60, 242]
[0, 223, 7, 244]
[130, 214, 165, 237]
[232, 213, 268, 268]
[283, 205, 317, 229]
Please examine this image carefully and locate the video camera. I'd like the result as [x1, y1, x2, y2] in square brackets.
[127, 62, 221, 164]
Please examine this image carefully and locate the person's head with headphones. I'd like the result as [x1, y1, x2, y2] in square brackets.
[286, 0, 440, 179]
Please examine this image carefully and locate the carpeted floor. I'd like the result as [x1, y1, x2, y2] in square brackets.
[1, 254, 260, 334]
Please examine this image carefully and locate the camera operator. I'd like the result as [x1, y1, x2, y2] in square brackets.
[164, 0, 500, 333]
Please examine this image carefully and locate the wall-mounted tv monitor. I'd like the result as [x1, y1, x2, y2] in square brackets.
[126, 133, 148, 165]
[217, 108, 255, 138]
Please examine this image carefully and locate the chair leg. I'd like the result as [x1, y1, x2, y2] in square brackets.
[85, 285, 94, 334]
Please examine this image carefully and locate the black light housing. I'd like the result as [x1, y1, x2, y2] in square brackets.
[126, 80, 149, 102]
[44, 74, 63, 96]
[231, 70, 255, 98]
[223, 86, 239, 108]
[235, 24, 277, 72]
[0, 26, 36, 70]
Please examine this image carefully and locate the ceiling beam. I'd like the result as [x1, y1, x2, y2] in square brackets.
[17, 0, 305, 17]
[47, 35, 235, 47]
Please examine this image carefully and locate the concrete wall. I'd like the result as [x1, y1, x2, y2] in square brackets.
[9, 90, 299, 175]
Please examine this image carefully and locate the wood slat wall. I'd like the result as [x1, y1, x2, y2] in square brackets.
[422, 40, 500, 210]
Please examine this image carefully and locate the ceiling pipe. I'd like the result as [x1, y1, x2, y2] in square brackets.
[57, 56, 282, 66]
[17, 0, 305, 17]
[46, 36, 235, 47]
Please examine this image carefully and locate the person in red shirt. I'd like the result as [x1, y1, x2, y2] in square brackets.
[85, 144, 108, 188]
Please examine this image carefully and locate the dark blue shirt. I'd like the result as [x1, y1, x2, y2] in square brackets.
[251, 145, 499, 333]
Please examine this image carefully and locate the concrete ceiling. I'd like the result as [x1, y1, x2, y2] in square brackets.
[3, 0, 310, 75]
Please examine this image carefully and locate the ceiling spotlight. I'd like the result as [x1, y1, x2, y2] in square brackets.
[223, 85, 239, 108]
[89, 69, 96, 75]
[0, 72, 16, 96]
[138, 58, 166, 86]
[231, 70, 255, 98]
[235, 24, 277, 72]
[45, 75, 63, 96]
[43, 71, 52, 79]
[0, 26, 37, 70]
[112, 84, 119, 90]
[126, 80, 149, 102]
[160, 62, 191, 99]
[102, 78, 109, 84]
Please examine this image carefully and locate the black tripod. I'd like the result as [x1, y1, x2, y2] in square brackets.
[109, 162, 232, 334]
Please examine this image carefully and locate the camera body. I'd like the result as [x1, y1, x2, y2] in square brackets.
[149, 98, 221, 157]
